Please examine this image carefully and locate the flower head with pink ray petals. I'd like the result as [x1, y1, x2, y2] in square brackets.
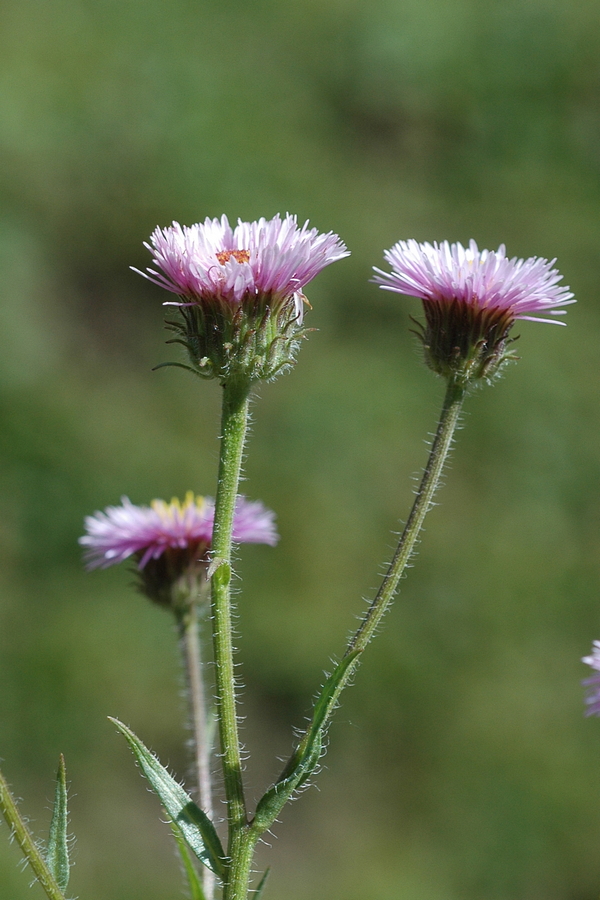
[80, 492, 278, 572]
[134, 214, 348, 384]
[373, 239, 574, 382]
[134, 214, 349, 323]
[582, 641, 600, 716]
[373, 239, 574, 324]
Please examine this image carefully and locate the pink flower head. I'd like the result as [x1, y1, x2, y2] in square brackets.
[80, 492, 278, 571]
[134, 214, 349, 323]
[373, 239, 574, 382]
[373, 239, 574, 324]
[134, 215, 348, 383]
[582, 641, 600, 716]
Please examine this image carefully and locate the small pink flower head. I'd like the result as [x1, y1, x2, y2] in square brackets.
[374, 239, 574, 383]
[134, 214, 349, 383]
[137, 214, 348, 318]
[80, 492, 278, 607]
[582, 641, 600, 716]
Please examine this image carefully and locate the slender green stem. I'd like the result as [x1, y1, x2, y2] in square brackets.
[349, 376, 466, 654]
[177, 589, 215, 900]
[179, 600, 214, 819]
[246, 376, 468, 852]
[210, 379, 253, 899]
[0, 766, 67, 900]
[224, 826, 258, 900]
[324, 377, 467, 727]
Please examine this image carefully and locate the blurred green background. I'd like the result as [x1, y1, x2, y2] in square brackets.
[1, 0, 600, 898]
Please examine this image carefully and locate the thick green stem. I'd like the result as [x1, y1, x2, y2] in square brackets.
[210, 379, 253, 899]
[224, 827, 258, 900]
[177, 591, 215, 900]
[0, 766, 67, 900]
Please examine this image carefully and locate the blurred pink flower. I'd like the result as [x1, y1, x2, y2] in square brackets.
[582, 641, 600, 716]
[134, 214, 349, 322]
[80, 492, 278, 571]
[373, 239, 574, 325]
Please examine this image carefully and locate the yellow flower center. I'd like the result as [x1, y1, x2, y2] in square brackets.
[151, 491, 206, 523]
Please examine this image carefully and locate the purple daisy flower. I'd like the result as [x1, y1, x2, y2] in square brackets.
[373, 239, 574, 324]
[373, 239, 574, 381]
[80, 492, 278, 570]
[133, 215, 348, 383]
[582, 641, 600, 716]
[134, 214, 349, 323]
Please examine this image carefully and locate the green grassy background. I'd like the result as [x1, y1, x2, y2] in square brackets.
[2, 0, 600, 897]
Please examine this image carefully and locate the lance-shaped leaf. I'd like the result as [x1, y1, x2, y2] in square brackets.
[253, 651, 360, 833]
[0, 764, 68, 900]
[109, 718, 226, 879]
[254, 866, 270, 899]
[45, 755, 69, 893]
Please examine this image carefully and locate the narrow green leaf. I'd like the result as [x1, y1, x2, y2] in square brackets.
[254, 867, 270, 899]
[252, 776, 296, 833]
[109, 718, 226, 879]
[308, 650, 361, 740]
[0, 765, 67, 900]
[170, 823, 207, 900]
[45, 755, 69, 892]
[278, 649, 361, 785]
[253, 651, 360, 833]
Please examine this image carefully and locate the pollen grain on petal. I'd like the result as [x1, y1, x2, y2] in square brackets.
[216, 249, 251, 265]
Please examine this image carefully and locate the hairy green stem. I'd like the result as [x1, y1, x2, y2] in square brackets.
[0, 766, 67, 900]
[210, 379, 253, 899]
[224, 826, 258, 900]
[177, 592, 215, 900]
[320, 376, 467, 736]
[246, 376, 468, 851]
[349, 376, 466, 654]
[212, 375, 465, 896]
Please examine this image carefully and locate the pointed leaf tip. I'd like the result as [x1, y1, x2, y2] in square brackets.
[254, 866, 270, 899]
[108, 717, 226, 879]
[45, 754, 69, 892]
